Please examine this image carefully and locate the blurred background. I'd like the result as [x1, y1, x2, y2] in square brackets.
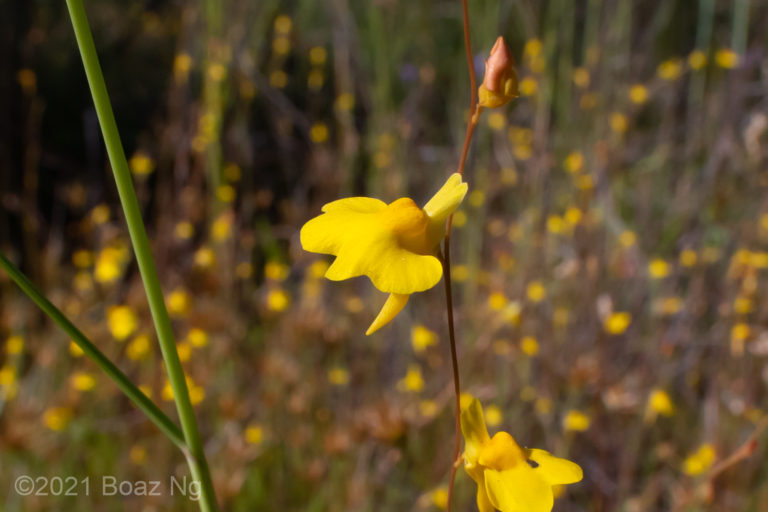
[2, 0, 768, 510]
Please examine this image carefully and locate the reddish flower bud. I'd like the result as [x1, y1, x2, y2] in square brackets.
[478, 36, 519, 109]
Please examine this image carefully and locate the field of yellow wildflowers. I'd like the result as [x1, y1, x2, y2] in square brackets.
[2, 0, 768, 510]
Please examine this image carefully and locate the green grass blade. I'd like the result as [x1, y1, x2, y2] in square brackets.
[0, 253, 186, 450]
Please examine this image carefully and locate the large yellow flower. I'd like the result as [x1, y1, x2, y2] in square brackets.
[461, 396, 582, 512]
[301, 173, 468, 334]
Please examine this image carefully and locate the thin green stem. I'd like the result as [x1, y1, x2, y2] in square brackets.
[64, 1, 217, 510]
[0, 254, 185, 450]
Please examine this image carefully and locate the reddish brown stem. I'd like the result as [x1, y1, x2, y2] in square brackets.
[445, 0, 480, 510]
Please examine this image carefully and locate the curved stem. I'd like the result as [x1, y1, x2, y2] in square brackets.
[64, 1, 217, 510]
[445, 0, 481, 510]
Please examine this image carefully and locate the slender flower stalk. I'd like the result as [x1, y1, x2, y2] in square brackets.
[0, 254, 185, 450]
[444, 1, 481, 510]
[63, 1, 217, 510]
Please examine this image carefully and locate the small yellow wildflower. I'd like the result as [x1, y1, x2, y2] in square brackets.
[604, 312, 631, 335]
[274, 15, 292, 34]
[429, 486, 449, 509]
[129, 151, 154, 177]
[310, 122, 329, 143]
[70, 372, 96, 392]
[572, 67, 590, 88]
[173, 53, 192, 83]
[657, 58, 683, 81]
[43, 407, 73, 431]
[397, 365, 425, 393]
[688, 50, 707, 70]
[411, 325, 437, 352]
[523, 39, 542, 59]
[734, 296, 754, 315]
[488, 292, 507, 311]
[69, 340, 84, 357]
[309, 46, 327, 66]
[469, 190, 486, 208]
[519, 76, 538, 96]
[328, 366, 350, 386]
[129, 444, 147, 465]
[166, 288, 191, 317]
[300, 173, 468, 335]
[187, 328, 209, 348]
[520, 336, 539, 357]
[453, 210, 468, 228]
[6, 335, 23, 355]
[715, 48, 739, 69]
[563, 410, 591, 432]
[420, 400, 439, 418]
[265, 261, 289, 281]
[194, 246, 216, 268]
[484, 405, 504, 428]
[487, 112, 507, 131]
[682, 444, 716, 476]
[336, 92, 355, 111]
[526, 281, 546, 303]
[266, 288, 290, 312]
[245, 423, 264, 445]
[547, 215, 564, 234]
[648, 258, 670, 279]
[0, 365, 18, 400]
[94, 246, 129, 284]
[126, 334, 151, 361]
[628, 84, 648, 104]
[645, 388, 674, 420]
[107, 305, 138, 341]
[307, 69, 324, 90]
[679, 249, 697, 267]
[461, 396, 582, 512]
[563, 151, 583, 174]
[216, 184, 236, 203]
[211, 212, 233, 242]
[564, 207, 582, 225]
[90, 203, 110, 225]
[72, 249, 94, 268]
[610, 112, 628, 134]
[176, 342, 192, 362]
[175, 221, 195, 240]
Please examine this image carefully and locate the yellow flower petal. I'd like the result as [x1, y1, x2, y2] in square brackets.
[366, 293, 409, 335]
[461, 397, 492, 465]
[324, 223, 442, 293]
[525, 448, 583, 485]
[423, 173, 469, 243]
[478, 432, 526, 471]
[484, 466, 553, 512]
[300, 197, 387, 255]
[476, 485, 496, 512]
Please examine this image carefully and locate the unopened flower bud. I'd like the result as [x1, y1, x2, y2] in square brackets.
[478, 36, 519, 108]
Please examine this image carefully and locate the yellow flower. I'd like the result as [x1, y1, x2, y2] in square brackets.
[245, 423, 264, 445]
[166, 288, 191, 317]
[562, 410, 591, 432]
[5, 335, 24, 355]
[126, 334, 151, 361]
[43, 407, 73, 431]
[70, 372, 97, 392]
[411, 325, 437, 352]
[328, 366, 350, 386]
[648, 258, 670, 279]
[645, 388, 674, 421]
[715, 48, 739, 69]
[683, 443, 716, 476]
[461, 397, 582, 512]
[604, 312, 631, 335]
[300, 173, 468, 335]
[397, 364, 425, 393]
[520, 336, 539, 357]
[526, 281, 546, 303]
[107, 305, 138, 341]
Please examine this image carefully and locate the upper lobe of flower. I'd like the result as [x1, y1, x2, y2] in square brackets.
[300, 174, 468, 296]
